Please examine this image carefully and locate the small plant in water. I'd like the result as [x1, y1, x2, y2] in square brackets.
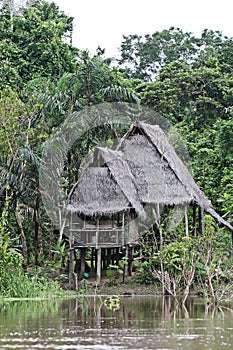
[104, 295, 121, 311]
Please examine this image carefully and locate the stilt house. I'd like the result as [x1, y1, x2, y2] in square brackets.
[66, 121, 233, 284]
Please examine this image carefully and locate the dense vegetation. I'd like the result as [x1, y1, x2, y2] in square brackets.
[0, 0, 232, 301]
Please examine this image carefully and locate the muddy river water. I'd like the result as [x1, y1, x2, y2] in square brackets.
[0, 296, 232, 349]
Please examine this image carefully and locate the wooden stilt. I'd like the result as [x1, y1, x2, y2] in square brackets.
[122, 211, 125, 245]
[198, 206, 205, 235]
[97, 248, 102, 281]
[184, 206, 189, 236]
[116, 247, 120, 265]
[95, 248, 97, 273]
[80, 248, 86, 277]
[123, 245, 129, 283]
[69, 248, 75, 288]
[157, 203, 165, 295]
[111, 248, 115, 265]
[157, 203, 163, 250]
[128, 246, 133, 276]
[91, 247, 94, 271]
[107, 248, 111, 267]
[193, 203, 197, 236]
[103, 248, 108, 270]
[69, 214, 77, 289]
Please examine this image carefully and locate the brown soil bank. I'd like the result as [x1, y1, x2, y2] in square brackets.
[72, 277, 158, 296]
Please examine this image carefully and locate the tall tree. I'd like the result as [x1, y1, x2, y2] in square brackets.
[0, 0, 77, 88]
[118, 28, 201, 81]
[0, 87, 48, 264]
[119, 27, 233, 82]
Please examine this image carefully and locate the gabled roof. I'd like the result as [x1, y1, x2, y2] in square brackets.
[117, 121, 232, 230]
[67, 121, 233, 231]
[118, 121, 211, 208]
[67, 147, 146, 219]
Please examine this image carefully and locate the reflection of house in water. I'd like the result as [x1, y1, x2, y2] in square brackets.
[60, 296, 182, 326]
[66, 121, 233, 286]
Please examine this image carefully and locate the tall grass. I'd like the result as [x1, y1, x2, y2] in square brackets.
[0, 270, 62, 298]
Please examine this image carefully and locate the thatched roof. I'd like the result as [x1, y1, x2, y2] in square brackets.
[67, 121, 233, 231]
[67, 147, 146, 219]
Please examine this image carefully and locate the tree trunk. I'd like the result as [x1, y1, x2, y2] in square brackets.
[58, 208, 67, 244]
[15, 206, 28, 266]
[34, 195, 43, 265]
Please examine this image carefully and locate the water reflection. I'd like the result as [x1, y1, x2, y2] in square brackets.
[0, 296, 232, 349]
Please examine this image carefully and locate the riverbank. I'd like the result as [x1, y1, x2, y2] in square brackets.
[61, 275, 159, 296]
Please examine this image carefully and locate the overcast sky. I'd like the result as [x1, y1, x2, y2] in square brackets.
[52, 0, 233, 58]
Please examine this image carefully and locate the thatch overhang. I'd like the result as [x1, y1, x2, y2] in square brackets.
[206, 207, 233, 232]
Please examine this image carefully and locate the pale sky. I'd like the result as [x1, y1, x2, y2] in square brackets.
[52, 0, 233, 58]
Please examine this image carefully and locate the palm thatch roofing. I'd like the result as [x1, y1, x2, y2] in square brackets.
[67, 121, 233, 232]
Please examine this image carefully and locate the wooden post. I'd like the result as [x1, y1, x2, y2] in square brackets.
[123, 245, 129, 283]
[193, 203, 197, 236]
[184, 206, 189, 236]
[111, 248, 115, 265]
[128, 246, 133, 276]
[102, 248, 106, 270]
[105, 248, 108, 270]
[91, 247, 94, 271]
[157, 203, 165, 295]
[69, 248, 75, 288]
[122, 211, 125, 246]
[80, 248, 86, 277]
[157, 203, 163, 250]
[107, 248, 111, 267]
[97, 248, 102, 281]
[69, 214, 77, 289]
[95, 248, 97, 273]
[116, 247, 120, 265]
[96, 217, 99, 248]
[198, 206, 205, 235]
